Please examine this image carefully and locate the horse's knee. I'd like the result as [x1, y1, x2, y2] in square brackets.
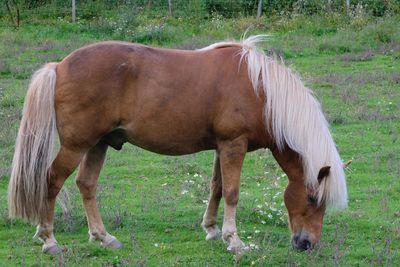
[223, 187, 239, 205]
[76, 177, 96, 197]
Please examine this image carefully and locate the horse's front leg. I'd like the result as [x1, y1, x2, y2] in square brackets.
[202, 152, 222, 240]
[218, 137, 248, 254]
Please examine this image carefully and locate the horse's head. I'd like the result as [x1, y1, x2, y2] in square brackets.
[284, 166, 331, 251]
[272, 141, 350, 251]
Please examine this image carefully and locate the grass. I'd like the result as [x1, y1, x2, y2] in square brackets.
[0, 9, 399, 266]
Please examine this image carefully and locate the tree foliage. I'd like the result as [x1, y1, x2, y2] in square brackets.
[1, 0, 399, 23]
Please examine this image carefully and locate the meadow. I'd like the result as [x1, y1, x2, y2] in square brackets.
[0, 4, 399, 266]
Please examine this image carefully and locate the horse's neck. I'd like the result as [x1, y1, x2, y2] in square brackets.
[270, 145, 304, 183]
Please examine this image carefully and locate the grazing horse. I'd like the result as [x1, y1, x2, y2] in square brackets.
[8, 36, 347, 254]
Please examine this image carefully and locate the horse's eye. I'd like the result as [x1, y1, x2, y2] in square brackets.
[307, 195, 318, 204]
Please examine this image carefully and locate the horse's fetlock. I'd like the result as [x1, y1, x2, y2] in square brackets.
[222, 231, 235, 242]
[202, 217, 216, 228]
[204, 224, 222, 241]
[89, 230, 106, 241]
[34, 225, 53, 241]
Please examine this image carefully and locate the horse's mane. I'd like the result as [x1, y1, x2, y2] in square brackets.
[201, 36, 347, 209]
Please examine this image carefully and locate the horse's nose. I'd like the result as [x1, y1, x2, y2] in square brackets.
[292, 234, 313, 251]
[298, 239, 312, 251]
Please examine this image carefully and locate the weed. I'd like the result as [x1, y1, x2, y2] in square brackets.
[340, 50, 375, 62]
[392, 72, 400, 84]
[330, 223, 350, 266]
[370, 238, 397, 266]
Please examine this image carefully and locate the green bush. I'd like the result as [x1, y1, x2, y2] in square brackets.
[2, 0, 399, 22]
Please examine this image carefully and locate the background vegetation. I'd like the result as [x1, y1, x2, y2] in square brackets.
[2, 0, 400, 28]
[0, 1, 399, 266]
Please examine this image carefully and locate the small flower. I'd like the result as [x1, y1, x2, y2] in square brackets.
[249, 243, 259, 250]
[181, 190, 188, 195]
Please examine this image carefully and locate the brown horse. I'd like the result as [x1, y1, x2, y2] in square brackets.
[8, 36, 347, 254]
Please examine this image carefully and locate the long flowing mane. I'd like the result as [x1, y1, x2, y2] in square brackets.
[201, 36, 347, 209]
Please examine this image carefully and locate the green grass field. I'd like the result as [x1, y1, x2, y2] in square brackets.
[0, 9, 399, 266]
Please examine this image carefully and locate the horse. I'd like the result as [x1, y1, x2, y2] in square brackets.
[8, 35, 348, 255]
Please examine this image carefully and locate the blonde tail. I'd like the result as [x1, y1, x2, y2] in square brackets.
[8, 63, 58, 224]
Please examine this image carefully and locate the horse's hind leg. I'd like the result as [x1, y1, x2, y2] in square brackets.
[34, 145, 85, 254]
[202, 152, 222, 240]
[75, 142, 122, 249]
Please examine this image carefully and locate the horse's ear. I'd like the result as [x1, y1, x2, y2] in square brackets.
[317, 166, 331, 184]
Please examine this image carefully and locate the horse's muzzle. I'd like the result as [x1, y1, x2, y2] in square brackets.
[292, 233, 314, 251]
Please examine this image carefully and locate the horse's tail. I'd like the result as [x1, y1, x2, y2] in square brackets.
[8, 63, 58, 224]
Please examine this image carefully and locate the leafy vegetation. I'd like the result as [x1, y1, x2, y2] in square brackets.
[0, 3, 399, 266]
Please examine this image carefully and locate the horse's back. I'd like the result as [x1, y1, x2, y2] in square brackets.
[54, 42, 268, 153]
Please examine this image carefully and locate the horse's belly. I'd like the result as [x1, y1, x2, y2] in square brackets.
[115, 124, 216, 155]
[127, 134, 216, 155]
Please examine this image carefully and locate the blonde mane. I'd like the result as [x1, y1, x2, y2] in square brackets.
[201, 36, 347, 209]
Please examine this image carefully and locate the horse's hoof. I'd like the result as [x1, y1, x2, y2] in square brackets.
[227, 242, 250, 254]
[205, 226, 222, 241]
[224, 234, 249, 254]
[42, 243, 62, 255]
[102, 237, 123, 249]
